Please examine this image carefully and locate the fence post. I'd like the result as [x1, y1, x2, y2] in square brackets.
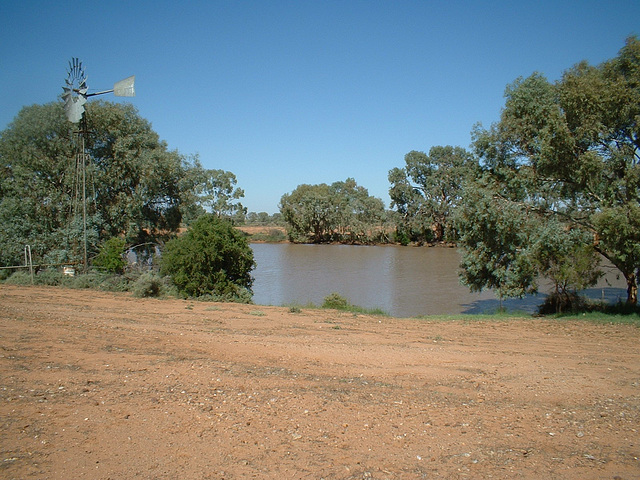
[26, 245, 34, 284]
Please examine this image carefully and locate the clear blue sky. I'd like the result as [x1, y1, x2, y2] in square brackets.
[1, 1, 638, 214]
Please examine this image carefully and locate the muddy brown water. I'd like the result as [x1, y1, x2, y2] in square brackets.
[250, 243, 627, 317]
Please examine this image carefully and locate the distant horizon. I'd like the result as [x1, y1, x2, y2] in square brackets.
[2, 1, 638, 214]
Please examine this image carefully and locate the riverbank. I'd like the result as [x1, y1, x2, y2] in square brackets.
[1, 285, 639, 479]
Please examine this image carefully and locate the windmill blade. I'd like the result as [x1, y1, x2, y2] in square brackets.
[64, 100, 85, 123]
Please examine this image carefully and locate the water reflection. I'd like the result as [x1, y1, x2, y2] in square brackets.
[250, 243, 627, 317]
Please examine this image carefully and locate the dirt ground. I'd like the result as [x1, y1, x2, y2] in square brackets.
[1, 285, 639, 479]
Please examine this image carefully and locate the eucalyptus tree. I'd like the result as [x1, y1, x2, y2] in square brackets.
[458, 37, 640, 305]
[195, 166, 246, 220]
[0, 101, 199, 266]
[0, 102, 74, 266]
[279, 183, 335, 242]
[389, 146, 478, 243]
[279, 178, 386, 243]
[330, 178, 386, 243]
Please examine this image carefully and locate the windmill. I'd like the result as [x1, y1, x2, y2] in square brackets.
[62, 58, 135, 271]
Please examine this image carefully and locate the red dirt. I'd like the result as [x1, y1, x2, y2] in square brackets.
[1, 285, 639, 479]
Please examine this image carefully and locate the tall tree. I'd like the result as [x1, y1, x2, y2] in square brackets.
[279, 183, 337, 243]
[195, 167, 246, 220]
[0, 102, 75, 266]
[0, 101, 198, 266]
[389, 146, 478, 242]
[279, 179, 386, 243]
[460, 37, 640, 305]
[330, 178, 386, 243]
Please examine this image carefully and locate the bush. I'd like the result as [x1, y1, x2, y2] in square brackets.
[132, 272, 165, 298]
[394, 229, 411, 246]
[3, 270, 32, 285]
[160, 214, 256, 299]
[93, 237, 127, 274]
[196, 284, 253, 304]
[321, 292, 388, 316]
[68, 272, 108, 289]
[538, 291, 590, 315]
[322, 292, 350, 310]
[97, 274, 132, 292]
[36, 268, 66, 286]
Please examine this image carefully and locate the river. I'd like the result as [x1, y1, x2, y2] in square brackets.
[250, 243, 627, 317]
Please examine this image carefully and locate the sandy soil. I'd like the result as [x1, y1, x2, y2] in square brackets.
[1, 285, 639, 479]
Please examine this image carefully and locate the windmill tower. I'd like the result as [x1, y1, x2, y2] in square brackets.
[61, 58, 135, 271]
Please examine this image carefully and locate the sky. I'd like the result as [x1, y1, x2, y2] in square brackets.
[1, 1, 639, 214]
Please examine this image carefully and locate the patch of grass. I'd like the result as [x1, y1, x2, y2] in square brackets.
[347, 305, 388, 316]
[250, 310, 266, 316]
[414, 307, 640, 326]
[284, 301, 316, 310]
[288, 306, 302, 313]
[533, 298, 640, 325]
[548, 311, 640, 326]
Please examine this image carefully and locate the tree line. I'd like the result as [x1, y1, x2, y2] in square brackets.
[1, 37, 638, 307]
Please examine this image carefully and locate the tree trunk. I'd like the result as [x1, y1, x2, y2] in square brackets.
[626, 272, 638, 305]
[432, 222, 444, 242]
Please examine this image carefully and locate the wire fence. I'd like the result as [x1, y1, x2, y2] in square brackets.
[0, 245, 81, 284]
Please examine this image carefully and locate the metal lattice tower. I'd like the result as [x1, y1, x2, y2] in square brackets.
[62, 58, 135, 271]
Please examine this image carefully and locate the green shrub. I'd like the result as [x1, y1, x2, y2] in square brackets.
[196, 284, 253, 304]
[538, 291, 590, 315]
[160, 214, 255, 299]
[3, 270, 32, 285]
[98, 274, 132, 292]
[322, 292, 350, 310]
[92, 237, 127, 274]
[132, 272, 165, 298]
[36, 268, 66, 286]
[394, 229, 411, 246]
[321, 292, 388, 316]
[69, 272, 107, 289]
